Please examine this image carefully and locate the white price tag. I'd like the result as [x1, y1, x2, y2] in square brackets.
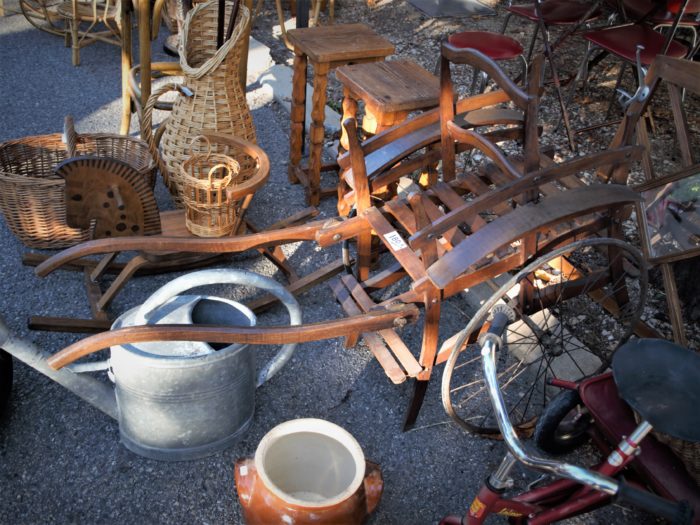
[384, 231, 408, 251]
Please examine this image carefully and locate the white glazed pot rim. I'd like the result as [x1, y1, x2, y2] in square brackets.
[254, 418, 366, 509]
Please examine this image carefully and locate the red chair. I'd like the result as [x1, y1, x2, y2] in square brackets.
[444, 31, 526, 93]
[500, 0, 602, 150]
[571, 0, 700, 116]
[502, 0, 603, 61]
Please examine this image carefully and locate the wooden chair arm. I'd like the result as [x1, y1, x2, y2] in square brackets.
[46, 304, 420, 370]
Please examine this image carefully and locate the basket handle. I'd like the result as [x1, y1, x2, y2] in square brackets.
[207, 163, 233, 189]
[141, 83, 194, 184]
[188, 135, 212, 160]
[63, 115, 78, 158]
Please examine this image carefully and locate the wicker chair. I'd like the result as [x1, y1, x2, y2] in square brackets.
[56, 0, 121, 66]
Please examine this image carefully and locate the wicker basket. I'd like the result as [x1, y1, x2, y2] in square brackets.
[142, 1, 256, 207]
[653, 431, 700, 487]
[634, 411, 700, 486]
[0, 122, 156, 249]
[180, 136, 244, 237]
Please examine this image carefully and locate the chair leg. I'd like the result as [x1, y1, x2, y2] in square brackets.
[96, 254, 149, 311]
[403, 378, 429, 431]
[500, 12, 513, 34]
[605, 61, 627, 119]
[525, 23, 539, 62]
[70, 19, 80, 66]
[558, 43, 592, 132]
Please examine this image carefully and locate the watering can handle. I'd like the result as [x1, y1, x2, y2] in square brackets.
[134, 269, 302, 386]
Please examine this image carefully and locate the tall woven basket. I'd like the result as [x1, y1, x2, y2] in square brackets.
[0, 120, 156, 249]
[142, 0, 256, 207]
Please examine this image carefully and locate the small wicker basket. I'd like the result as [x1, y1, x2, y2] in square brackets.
[0, 117, 156, 249]
[180, 136, 243, 237]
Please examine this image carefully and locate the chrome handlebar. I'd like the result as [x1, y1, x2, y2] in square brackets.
[480, 309, 619, 497]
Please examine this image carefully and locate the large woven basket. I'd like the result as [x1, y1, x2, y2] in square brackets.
[0, 128, 156, 249]
[142, 1, 256, 207]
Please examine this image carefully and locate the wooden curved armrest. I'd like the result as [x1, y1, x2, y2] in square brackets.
[446, 123, 522, 180]
[441, 45, 531, 112]
[46, 304, 420, 370]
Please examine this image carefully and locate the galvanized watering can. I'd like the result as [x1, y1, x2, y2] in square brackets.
[0, 269, 301, 461]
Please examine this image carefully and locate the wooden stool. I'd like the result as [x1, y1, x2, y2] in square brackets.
[335, 59, 440, 151]
[287, 23, 394, 206]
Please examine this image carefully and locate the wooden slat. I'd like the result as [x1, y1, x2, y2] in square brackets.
[431, 182, 487, 234]
[363, 260, 406, 290]
[363, 208, 427, 282]
[341, 275, 422, 377]
[385, 200, 418, 234]
[28, 317, 113, 333]
[328, 278, 406, 384]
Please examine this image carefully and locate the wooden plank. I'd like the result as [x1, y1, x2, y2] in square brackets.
[341, 275, 423, 377]
[430, 182, 487, 232]
[286, 24, 394, 63]
[384, 200, 418, 234]
[363, 207, 427, 283]
[328, 278, 406, 383]
[335, 60, 439, 113]
[363, 260, 406, 290]
[28, 317, 113, 333]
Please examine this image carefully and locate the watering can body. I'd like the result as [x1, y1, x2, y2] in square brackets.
[111, 294, 257, 461]
[107, 269, 301, 461]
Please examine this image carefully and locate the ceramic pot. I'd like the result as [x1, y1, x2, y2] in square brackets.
[235, 419, 383, 524]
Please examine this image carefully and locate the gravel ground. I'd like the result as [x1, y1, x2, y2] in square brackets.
[0, 1, 687, 524]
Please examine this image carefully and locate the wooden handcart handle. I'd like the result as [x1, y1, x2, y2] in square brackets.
[47, 304, 419, 370]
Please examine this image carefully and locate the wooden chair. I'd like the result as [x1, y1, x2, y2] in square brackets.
[324, 46, 647, 430]
[336, 50, 540, 222]
[338, 49, 544, 282]
[56, 0, 121, 66]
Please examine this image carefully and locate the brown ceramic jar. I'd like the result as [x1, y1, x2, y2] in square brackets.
[235, 418, 383, 524]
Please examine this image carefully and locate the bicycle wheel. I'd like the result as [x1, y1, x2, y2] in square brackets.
[442, 238, 647, 437]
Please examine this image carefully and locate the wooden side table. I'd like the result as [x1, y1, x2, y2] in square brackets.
[286, 23, 394, 206]
[335, 59, 440, 151]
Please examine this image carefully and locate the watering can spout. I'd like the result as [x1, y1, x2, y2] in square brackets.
[0, 315, 118, 420]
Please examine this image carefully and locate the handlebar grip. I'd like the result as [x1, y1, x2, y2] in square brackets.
[487, 311, 511, 339]
[616, 482, 693, 525]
